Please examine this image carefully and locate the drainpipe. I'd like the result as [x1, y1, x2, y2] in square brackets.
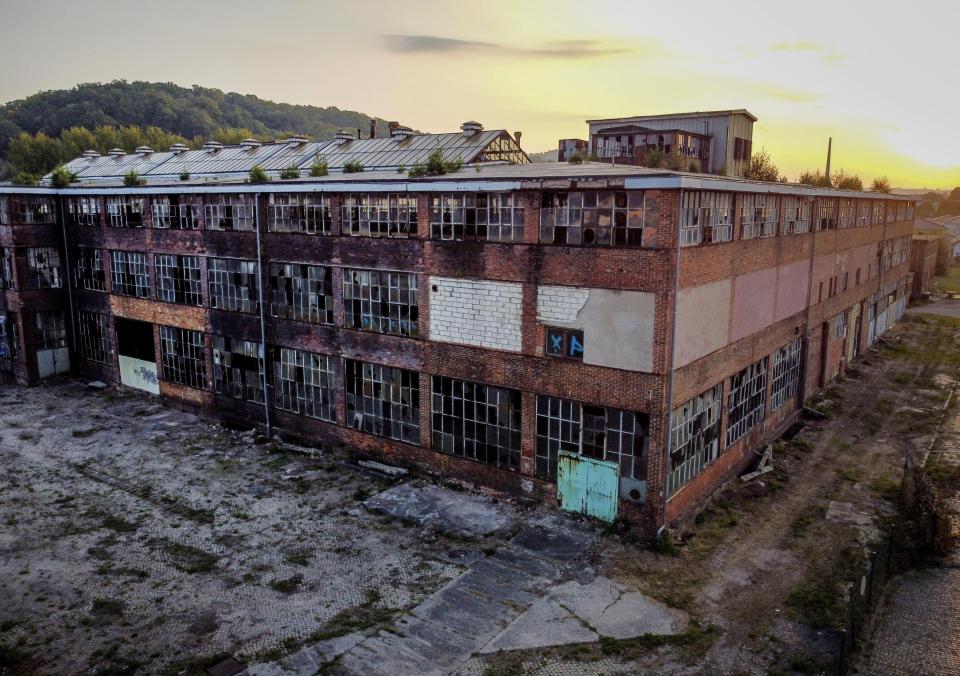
[56, 198, 78, 356]
[661, 188, 683, 534]
[253, 192, 272, 438]
[800, 198, 818, 401]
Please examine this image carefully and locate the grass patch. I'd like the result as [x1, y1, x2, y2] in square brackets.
[162, 542, 219, 574]
[308, 590, 399, 641]
[269, 574, 304, 594]
[787, 545, 864, 629]
[284, 548, 313, 566]
[925, 452, 960, 488]
[837, 467, 863, 483]
[790, 504, 827, 539]
[598, 621, 721, 661]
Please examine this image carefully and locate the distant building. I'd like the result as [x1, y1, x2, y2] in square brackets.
[558, 109, 756, 176]
[914, 217, 960, 263]
[910, 236, 939, 300]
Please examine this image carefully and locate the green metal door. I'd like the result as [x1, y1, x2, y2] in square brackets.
[557, 450, 619, 522]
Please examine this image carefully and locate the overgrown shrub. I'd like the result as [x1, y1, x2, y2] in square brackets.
[343, 159, 364, 173]
[279, 164, 300, 179]
[248, 165, 269, 183]
[122, 170, 146, 186]
[309, 154, 328, 177]
[49, 165, 76, 187]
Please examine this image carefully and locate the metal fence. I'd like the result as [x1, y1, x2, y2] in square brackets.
[834, 529, 897, 674]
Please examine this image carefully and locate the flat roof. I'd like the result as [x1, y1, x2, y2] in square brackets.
[587, 109, 758, 124]
[0, 162, 915, 201]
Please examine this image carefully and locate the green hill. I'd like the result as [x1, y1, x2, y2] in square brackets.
[0, 80, 399, 181]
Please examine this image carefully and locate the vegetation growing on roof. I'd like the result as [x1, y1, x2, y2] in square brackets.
[279, 164, 300, 179]
[408, 147, 463, 178]
[309, 154, 328, 177]
[343, 159, 364, 174]
[49, 165, 76, 188]
[179, 170, 190, 181]
[248, 165, 270, 183]
[122, 170, 146, 187]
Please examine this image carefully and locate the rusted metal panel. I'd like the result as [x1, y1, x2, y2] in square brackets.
[557, 450, 619, 522]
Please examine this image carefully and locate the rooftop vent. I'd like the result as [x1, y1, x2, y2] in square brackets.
[82, 150, 101, 159]
[240, 139, 261, 149]
[108, 148, 125, 157]
[134, 145, 153, 155]
[203, 141, 223, 153]
[169, 143, 189, 153]
[391, 125, 415, 141]
[461, 121, 483, 136]
[287, 134, 309, 145]
[334, 129, 354, 144]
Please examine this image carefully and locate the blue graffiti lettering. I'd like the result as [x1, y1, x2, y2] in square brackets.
[568, 335, 584, 357]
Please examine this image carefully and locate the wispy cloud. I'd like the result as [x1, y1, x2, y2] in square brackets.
[381, 35, 637, 59]
[770, 41, 845, 64]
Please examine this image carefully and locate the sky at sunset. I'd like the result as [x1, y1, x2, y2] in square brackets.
[1, 0, 957, 188]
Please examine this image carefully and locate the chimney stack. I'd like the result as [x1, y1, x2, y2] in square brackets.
[369, 119, 376, 139]
[387, 121, 399, 135]
[514, 131, 522, 144]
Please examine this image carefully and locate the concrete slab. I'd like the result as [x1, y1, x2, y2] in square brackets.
[510, 523, 594, 562]
[364, 483, 513, 538]
[479, 597, 598, 653]
[551, 577, 689, 638]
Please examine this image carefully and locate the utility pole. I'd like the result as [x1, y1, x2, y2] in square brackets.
[825, 137, 832, 181]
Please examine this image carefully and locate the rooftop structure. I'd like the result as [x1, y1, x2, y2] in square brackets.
[560, 109, 757, 177]
[51, 122, 529, 185]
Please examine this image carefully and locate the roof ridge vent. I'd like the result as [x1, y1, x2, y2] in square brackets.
[461, 121, 483, 136]
[288, 134, 309, 145]
[108, 148, 125, 157]
[82, 150, 101, 159]
[170, 143, 189, 153]
[391, 125, 414, 141]
[134, 145, 153, 155]
[334, 129, 354, 144]
[203, 141, 224, 152]
[240, 138, 261, 149]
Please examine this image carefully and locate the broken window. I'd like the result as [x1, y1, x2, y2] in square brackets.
[109, 250, 151, 298]
[739, 194, 778, 239]
[152, 196, 198, 230]
[208, 257, 259, 313]
[78, 311, 114, 364]
[16, 197, 55, 224]
[872, 201, 885, 225]
[212, 336, 264, 403]
[838, 198, 856, 228]
[106, 196, 144, 227]
[770, 338, 802, 410]
[267, 194, 331, 234]
[1, 248, 15, 290]
[668, 383, 722, 496]
[816, 198, 837, 231]
[857, 200, 871, 226]
[431, 376, 521, 470]
[160, 326, 206, 389]
[34, 311, 67, 350]
[75, 247, 106, 292]
[679, 191, 733, 246]
[67, 196, 102, 225]
[156, 254, 202, 306]
[272, 346, 335, 422]
[268, 262, 333, 324]
[535, 395, 648, 481]
[430, 193, 525, 242]
[0, 311, 20, 361]
[204, 195, 256, 231]
[896, 202, 907, 222]
[733, 137, 752, 161]
[726, 358, 768, 445]
[343, 269, 418, 336]
[781, 196, 812, 234]
[345, 360, 420, 444]
[25, 247, 62, 289]
[885, 201, 897, 224]
[539, 191, 643, 247]
[341, 194, 417, 238]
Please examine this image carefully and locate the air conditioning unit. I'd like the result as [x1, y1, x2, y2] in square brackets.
[619, 478, 646, 505]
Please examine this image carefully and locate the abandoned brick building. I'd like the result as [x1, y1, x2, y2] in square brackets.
[0, 124, 916, 532]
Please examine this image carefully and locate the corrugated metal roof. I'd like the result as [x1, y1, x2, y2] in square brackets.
[50, 129, 528, 182]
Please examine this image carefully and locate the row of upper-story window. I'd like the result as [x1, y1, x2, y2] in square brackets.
[678, 191, 915, 246]
[0, 190, 915, 250]
[75, 309, 649, 483]
[72, 248, 419, 337]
